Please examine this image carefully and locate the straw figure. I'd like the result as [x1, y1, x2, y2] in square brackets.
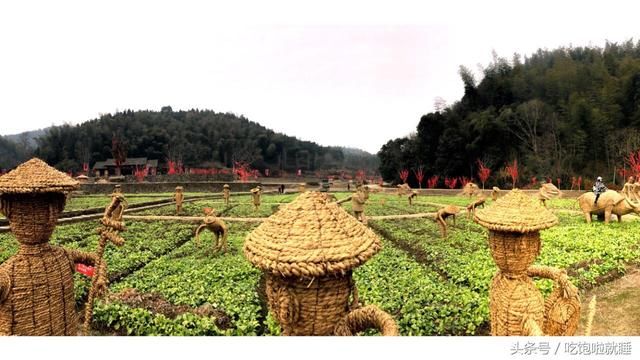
[83, 191, 127, 334]
[194, 208, 228, 253]
[298, 183, 306, 193]
[435, 205, 460, 238]
[351, 184, 368, 223]
[408, 190, 418, 205]
[243, 191, 399, 336]
[222, 184, 231, 206]
[250, 187, 262, 211]
[492, 186, 500, 201]
[461, 182, 480, 198]
[0, 158, 108, 336]
[174, 186, 185, 215]
[474, 189, 582, 336]
[396, 183, 410, 197]
[538, 182, 561, 208]
[466, 195, 486, 219]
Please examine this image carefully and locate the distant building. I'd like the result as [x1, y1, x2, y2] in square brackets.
[92, 158, 158, 176]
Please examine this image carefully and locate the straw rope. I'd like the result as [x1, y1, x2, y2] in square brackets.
[333, 305, 400, 336]
[584, 296, 597, 336]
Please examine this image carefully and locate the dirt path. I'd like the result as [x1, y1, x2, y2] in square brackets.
[576, 267, 640, 335]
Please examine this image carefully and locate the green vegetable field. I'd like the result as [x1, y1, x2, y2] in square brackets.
[1, 191, 638, 336]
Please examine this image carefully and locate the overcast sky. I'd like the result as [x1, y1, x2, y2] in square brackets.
[1, 1, 639, 153]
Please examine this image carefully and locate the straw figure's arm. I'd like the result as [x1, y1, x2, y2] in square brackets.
[0, 268, 10, 303]
[335, 196, 352, 206]
[527, 265, 582, 336]
[65, 248, 108, 295]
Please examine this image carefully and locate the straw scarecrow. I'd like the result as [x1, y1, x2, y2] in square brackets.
[243, 191, 399, 336]
[250, 186, 262, 211]
[351, 184, 368, 223]
[435, 205, 460, 238]
[474, 189, 582, 336]
[538, 182, 561, 208]
[194, 208, 228, 253]
[492, 186, 500, 201]
[222, 184, 231, 206]
[83, 190, 127, 334]
[298, 183, 306, 193]
[461, 182, 480, 198]
[396, 183, 410, 197]
[0, 158, 108, 335]
[466, 195, 486, 219]
[174, 186, 185, 215]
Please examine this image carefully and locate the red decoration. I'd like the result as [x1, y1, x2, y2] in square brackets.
[557, 178, 561, 189]
[413, 166, 425, 188]
[76, 264, 95, 277]
[444, 177, 458, 189]
[530, 177, 538, 187]
[427, 175, 439, 189]
[134, 165, 148, 182]
[476, 160, 491, 190]
[504, 160, 519, 188]
[627, 150, 640, 178]
[459, 176, 471, 187]
[398, 169, 409, 184]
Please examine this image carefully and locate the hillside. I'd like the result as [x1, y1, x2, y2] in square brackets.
[379, 40, 640, 187]
[27, 107, 377, 173]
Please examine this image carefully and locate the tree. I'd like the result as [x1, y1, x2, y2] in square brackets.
[413, 166, 425, 188]
[398, 169, 409, 184]
[427, 175, 439, 189]
[476, 159, 491, 189]
[504, 159, 519, 188]
[111, 134, 127, 176]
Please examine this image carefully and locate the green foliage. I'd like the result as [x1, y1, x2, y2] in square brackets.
[379, 40, 640, 186]
[29, 109, 377, 173]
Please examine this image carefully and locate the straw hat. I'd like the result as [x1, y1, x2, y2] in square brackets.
[223, 184, 230, 188]
[176, 186, 184, 190]
[250, 187, 260, 193]
[0, 158, 78, 194]
[474, 189, 558, 233]
[244, 191, 381, 278]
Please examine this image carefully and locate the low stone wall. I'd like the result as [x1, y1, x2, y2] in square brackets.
[79, 181, 261, 194]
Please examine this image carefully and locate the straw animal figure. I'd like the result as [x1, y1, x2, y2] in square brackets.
[435, 205, 460, 238]
[0, 158, 108, 336]
[538, 182, 561, 208]
[83, 192, 127, 334]
[243, 191, 399, 336]
[396, 183, 410, 197]
[461, 182, 479, 198]
[474, 189, 584, 336]
[466, 195, 486, 219]
[250, 187, 262, 211]
[222, 184, 231, 206]
[492, 186, 500, 201]
[194, 208, 228, 253]
[408, 190, 418, 205]
[174, 186, 185, 214]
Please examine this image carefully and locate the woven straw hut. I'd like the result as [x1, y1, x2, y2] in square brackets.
[244, 191, 398, 336]
[0, 158, 105, 335]
[474, 189, 580, 336]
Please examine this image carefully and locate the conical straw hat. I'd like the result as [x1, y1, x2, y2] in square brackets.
[244, 191, 381, 278]
[0, 158, 79, 194]
[474, 189, 558, 233]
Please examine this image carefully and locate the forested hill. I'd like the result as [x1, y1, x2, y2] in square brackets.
[379, 40, 640, 187]
[5, 107, 377, 173]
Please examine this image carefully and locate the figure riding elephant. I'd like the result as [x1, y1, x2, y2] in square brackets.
[577, 190, 640, 223]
